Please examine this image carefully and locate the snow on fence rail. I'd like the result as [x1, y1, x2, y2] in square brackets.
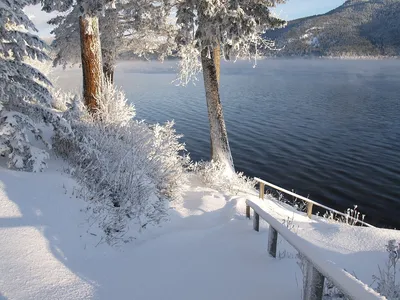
[245, 199, 385, 300]
[254, 177, 374, 228]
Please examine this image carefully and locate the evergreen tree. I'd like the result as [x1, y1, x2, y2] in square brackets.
[175, 0, 286, 172]
[42, 0, 110, 112]
[0, 0, 51, 104]
[49, 0, 175, 83]
[0, 0, 69, 171]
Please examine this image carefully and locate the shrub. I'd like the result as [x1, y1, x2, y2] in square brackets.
[192, 160, 256, 195]
[373, 240, 400, 299]
[53, 84, 189, 244]
[319, 205, 367, 226]
[93, 80, 135, 126]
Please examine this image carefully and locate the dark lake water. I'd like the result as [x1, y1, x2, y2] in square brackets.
[56, 59, 400, 228]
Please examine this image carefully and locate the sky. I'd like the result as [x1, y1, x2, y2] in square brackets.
[25, 0, 346, 38]
[274, 0, 345, 21]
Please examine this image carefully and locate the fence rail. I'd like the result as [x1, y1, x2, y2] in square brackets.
[246, 199, 384, 300]
[254, 177, 374, 228]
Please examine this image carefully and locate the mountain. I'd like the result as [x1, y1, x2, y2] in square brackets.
[265, 0, 400, 57]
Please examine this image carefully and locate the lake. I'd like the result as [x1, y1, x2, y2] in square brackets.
[54, 59, 400, 228]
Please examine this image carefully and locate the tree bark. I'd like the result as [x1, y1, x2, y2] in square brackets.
[201, 47, 234, 172]
[79, 15, 103, 113]
[213, 45, 221, 84]
[209, 45, 221, 154]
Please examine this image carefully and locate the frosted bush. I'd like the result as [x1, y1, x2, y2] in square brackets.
[192, 160, 256, 195]
[341, 205, 366, 225]
[266, 188, 308, 213]
[319, 205, 367, 226]
[53, 85, 189, 244]
[93, 80, 135, 125]
[148, 121, 191, 201]
[373, 240, 400, 299]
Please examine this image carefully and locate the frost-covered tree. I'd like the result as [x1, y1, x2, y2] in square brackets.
[42, 0, 112, 112]
[0, 1, 51, 103]
[175, 0, 286, 172]
[49, 0, 175, 83]
[118, 0, 176, 61]
[0, 0, 58, 171]
[49, 4, 116, 81]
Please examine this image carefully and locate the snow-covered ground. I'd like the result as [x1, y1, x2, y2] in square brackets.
[1, 159, 399, 299]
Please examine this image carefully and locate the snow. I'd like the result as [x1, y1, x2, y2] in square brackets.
[301, 33, 312, 40]
[0, 161, 298, 299]
[245, 195, 400, 287]
[247, 198, 386, 300]
[0, 164, 93, 299]
[1, 159, 399, 299]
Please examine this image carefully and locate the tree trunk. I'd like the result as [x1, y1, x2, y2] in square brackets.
[102, 49, 115, 83]
[79, 15, 103, 113]
[201, 47, 234, 172]
[213, 45, 221, 84]
[209, 45, 221, 153]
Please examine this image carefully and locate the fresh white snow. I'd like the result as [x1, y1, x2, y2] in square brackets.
[1, 159, 399, 299]
[247, 198, 386, 300]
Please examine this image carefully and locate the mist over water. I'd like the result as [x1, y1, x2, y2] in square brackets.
[55, 59, 400, 228]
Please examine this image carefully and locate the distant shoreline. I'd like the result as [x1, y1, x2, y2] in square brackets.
[263, 55, 400, 60]
[116, 55, 400, 63]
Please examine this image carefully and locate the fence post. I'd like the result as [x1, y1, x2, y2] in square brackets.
[303, 261, 324, 300]
[307, 202, 313, 219]
[259, 182, 265, 199]
[246, 205, 251, 219]
[253, 211, 260, 232]
[268, 226, 278, 258]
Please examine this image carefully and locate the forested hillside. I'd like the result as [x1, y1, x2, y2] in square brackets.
[266, 0, 400, 57]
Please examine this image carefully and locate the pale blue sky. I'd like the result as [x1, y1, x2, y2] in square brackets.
[274, 0, 345, 20]
[26, 0, 346, 38]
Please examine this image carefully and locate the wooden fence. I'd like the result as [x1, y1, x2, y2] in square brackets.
[246, 199, 384, 300]
[255, 177, 374, 227]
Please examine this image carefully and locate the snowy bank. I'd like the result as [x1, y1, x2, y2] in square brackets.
[0, 162, 299, 299]
[0, 161, 399, 299]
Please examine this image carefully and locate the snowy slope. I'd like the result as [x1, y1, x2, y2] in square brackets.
[0, 161, 300, 300]
[0, 163, 93, 299]
[0, 160, 399, 299]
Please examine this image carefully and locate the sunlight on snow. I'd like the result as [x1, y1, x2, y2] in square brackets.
[0, 180, 94, 299]
[0, 181, 22, 218]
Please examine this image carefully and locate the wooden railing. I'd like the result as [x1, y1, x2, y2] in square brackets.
[255, 177, 374, 228]
[246, 199, 385, 300]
